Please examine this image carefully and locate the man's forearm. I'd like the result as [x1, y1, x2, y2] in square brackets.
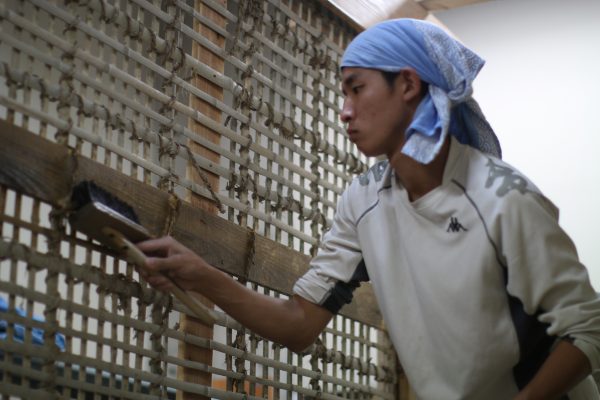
[196, 264, 332, 352]
[515, 339, 591, 400]
[138, 237, 333, 352]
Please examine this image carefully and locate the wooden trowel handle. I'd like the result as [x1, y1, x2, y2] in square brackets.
[102, 227, 216, 326]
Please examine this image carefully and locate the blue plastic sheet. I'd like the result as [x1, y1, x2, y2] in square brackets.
[0, 297, 66, 351]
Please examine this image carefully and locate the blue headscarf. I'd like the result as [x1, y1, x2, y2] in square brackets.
[341, 19, 501, 163]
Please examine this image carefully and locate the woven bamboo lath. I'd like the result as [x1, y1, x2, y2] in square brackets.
[0, 0, 401, 399]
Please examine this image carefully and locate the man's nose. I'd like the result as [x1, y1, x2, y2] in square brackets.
[340, 99, 353, 123]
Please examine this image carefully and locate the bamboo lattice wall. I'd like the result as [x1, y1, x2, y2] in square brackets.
[0, 0, 401, 399]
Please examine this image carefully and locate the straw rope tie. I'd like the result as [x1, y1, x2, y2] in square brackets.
[263, 101, 275, 127]
[162, 193, 181, 237]
[249, 179, 261, 202]
[242, 228, 256, 281]
[159, 95, 178, 116]
[232, 331, 248, 392]
[307, 129, 320, 150]
[158, 135, 180, 159]
[308, 49, 326, 70]
[147, 28, 159, 56]
[73, 92, 89, 118]
[55, 118, 74, 148]
[57, 66, 75, 94]
[41, 203, 67, 397]
[123, 11, 142, 41]
[289, 197, 303, 216]
[61, 13, 79, 36]
[226, 0, 254, 57]
[232, 171, 258, 201]
[312, 88, 323, 103]
[289, 28, 302, 53]
[165, 0, 178, 9]
[241, 41, 258, 62]
[56, 15, 78, 149]
[182, 144, 225, 212]
[281, 118, 296, 140]
[249, 95, 264, 113]
[96, 0, 117, 25]
[225, 24, 241, 57]
[270, 16, 283, 41]
[271, 184, 283, 213]
[171, 46, 187, 74]
[235, 10, 257, 233]
[149, 298, 172, 395]
[273, 193, 291, 211]
[224, 85, 252, 127]
[309, 339, 323, 392]
[2, 63, 23, 91]
[128, 122, 142, 142]
[160, 44, 175, 73]
[239, 84, 254, 110]
[160, 72, 176, 92]
[240, 0, 263, 21]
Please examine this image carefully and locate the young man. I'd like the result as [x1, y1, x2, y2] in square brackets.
[138, 19, 600, 399]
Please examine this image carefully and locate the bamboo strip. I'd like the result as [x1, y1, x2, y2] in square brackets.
[0, 337, 387, 400]
[0, 290, 393, 392]
[0, 380, 49, 400]
[0, 240, 391, 383]
[27, 0, 366, 175]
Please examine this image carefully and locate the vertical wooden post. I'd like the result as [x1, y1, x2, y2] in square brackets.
[398, 372, 418, 400]
[178, 0, 227, 398]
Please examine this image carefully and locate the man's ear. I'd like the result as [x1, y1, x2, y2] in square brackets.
[397, 68, 423, 103]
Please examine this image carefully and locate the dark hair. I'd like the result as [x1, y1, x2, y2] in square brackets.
[380, 70, 400, 87]
[380, 70, 429, 96]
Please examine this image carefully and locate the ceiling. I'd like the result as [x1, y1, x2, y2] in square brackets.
[325, 0, 490, 30]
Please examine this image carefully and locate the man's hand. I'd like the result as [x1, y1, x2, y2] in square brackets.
[136, 236, 209, 292]
[514, 340, 591, 400]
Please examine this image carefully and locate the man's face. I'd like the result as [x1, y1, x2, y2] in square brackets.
[341, 67, 411, 158]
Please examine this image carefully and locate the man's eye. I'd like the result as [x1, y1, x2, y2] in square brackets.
[352, 85, 363, 94]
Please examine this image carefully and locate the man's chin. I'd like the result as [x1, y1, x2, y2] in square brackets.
[357, 146, 386, 158]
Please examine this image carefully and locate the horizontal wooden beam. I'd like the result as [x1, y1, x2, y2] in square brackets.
[322, 0, 427, 29]
[321, 0, 490, 30]
[388, 0, 428, 20]
[0, 120, 383, 328]
[317, 0, 365, 32]
[417, 0, 490, 12]
[416, 0, 488, 12]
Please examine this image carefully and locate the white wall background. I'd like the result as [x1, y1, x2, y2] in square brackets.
[434, 0, 600, 289]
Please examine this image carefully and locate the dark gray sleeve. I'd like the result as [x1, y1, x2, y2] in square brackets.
[320, 259, 369, 314]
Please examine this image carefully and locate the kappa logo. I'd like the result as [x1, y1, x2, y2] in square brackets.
[358, 160, 388, 186]
[485, 158, 530, 197]
[447, 217, 468, 233]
